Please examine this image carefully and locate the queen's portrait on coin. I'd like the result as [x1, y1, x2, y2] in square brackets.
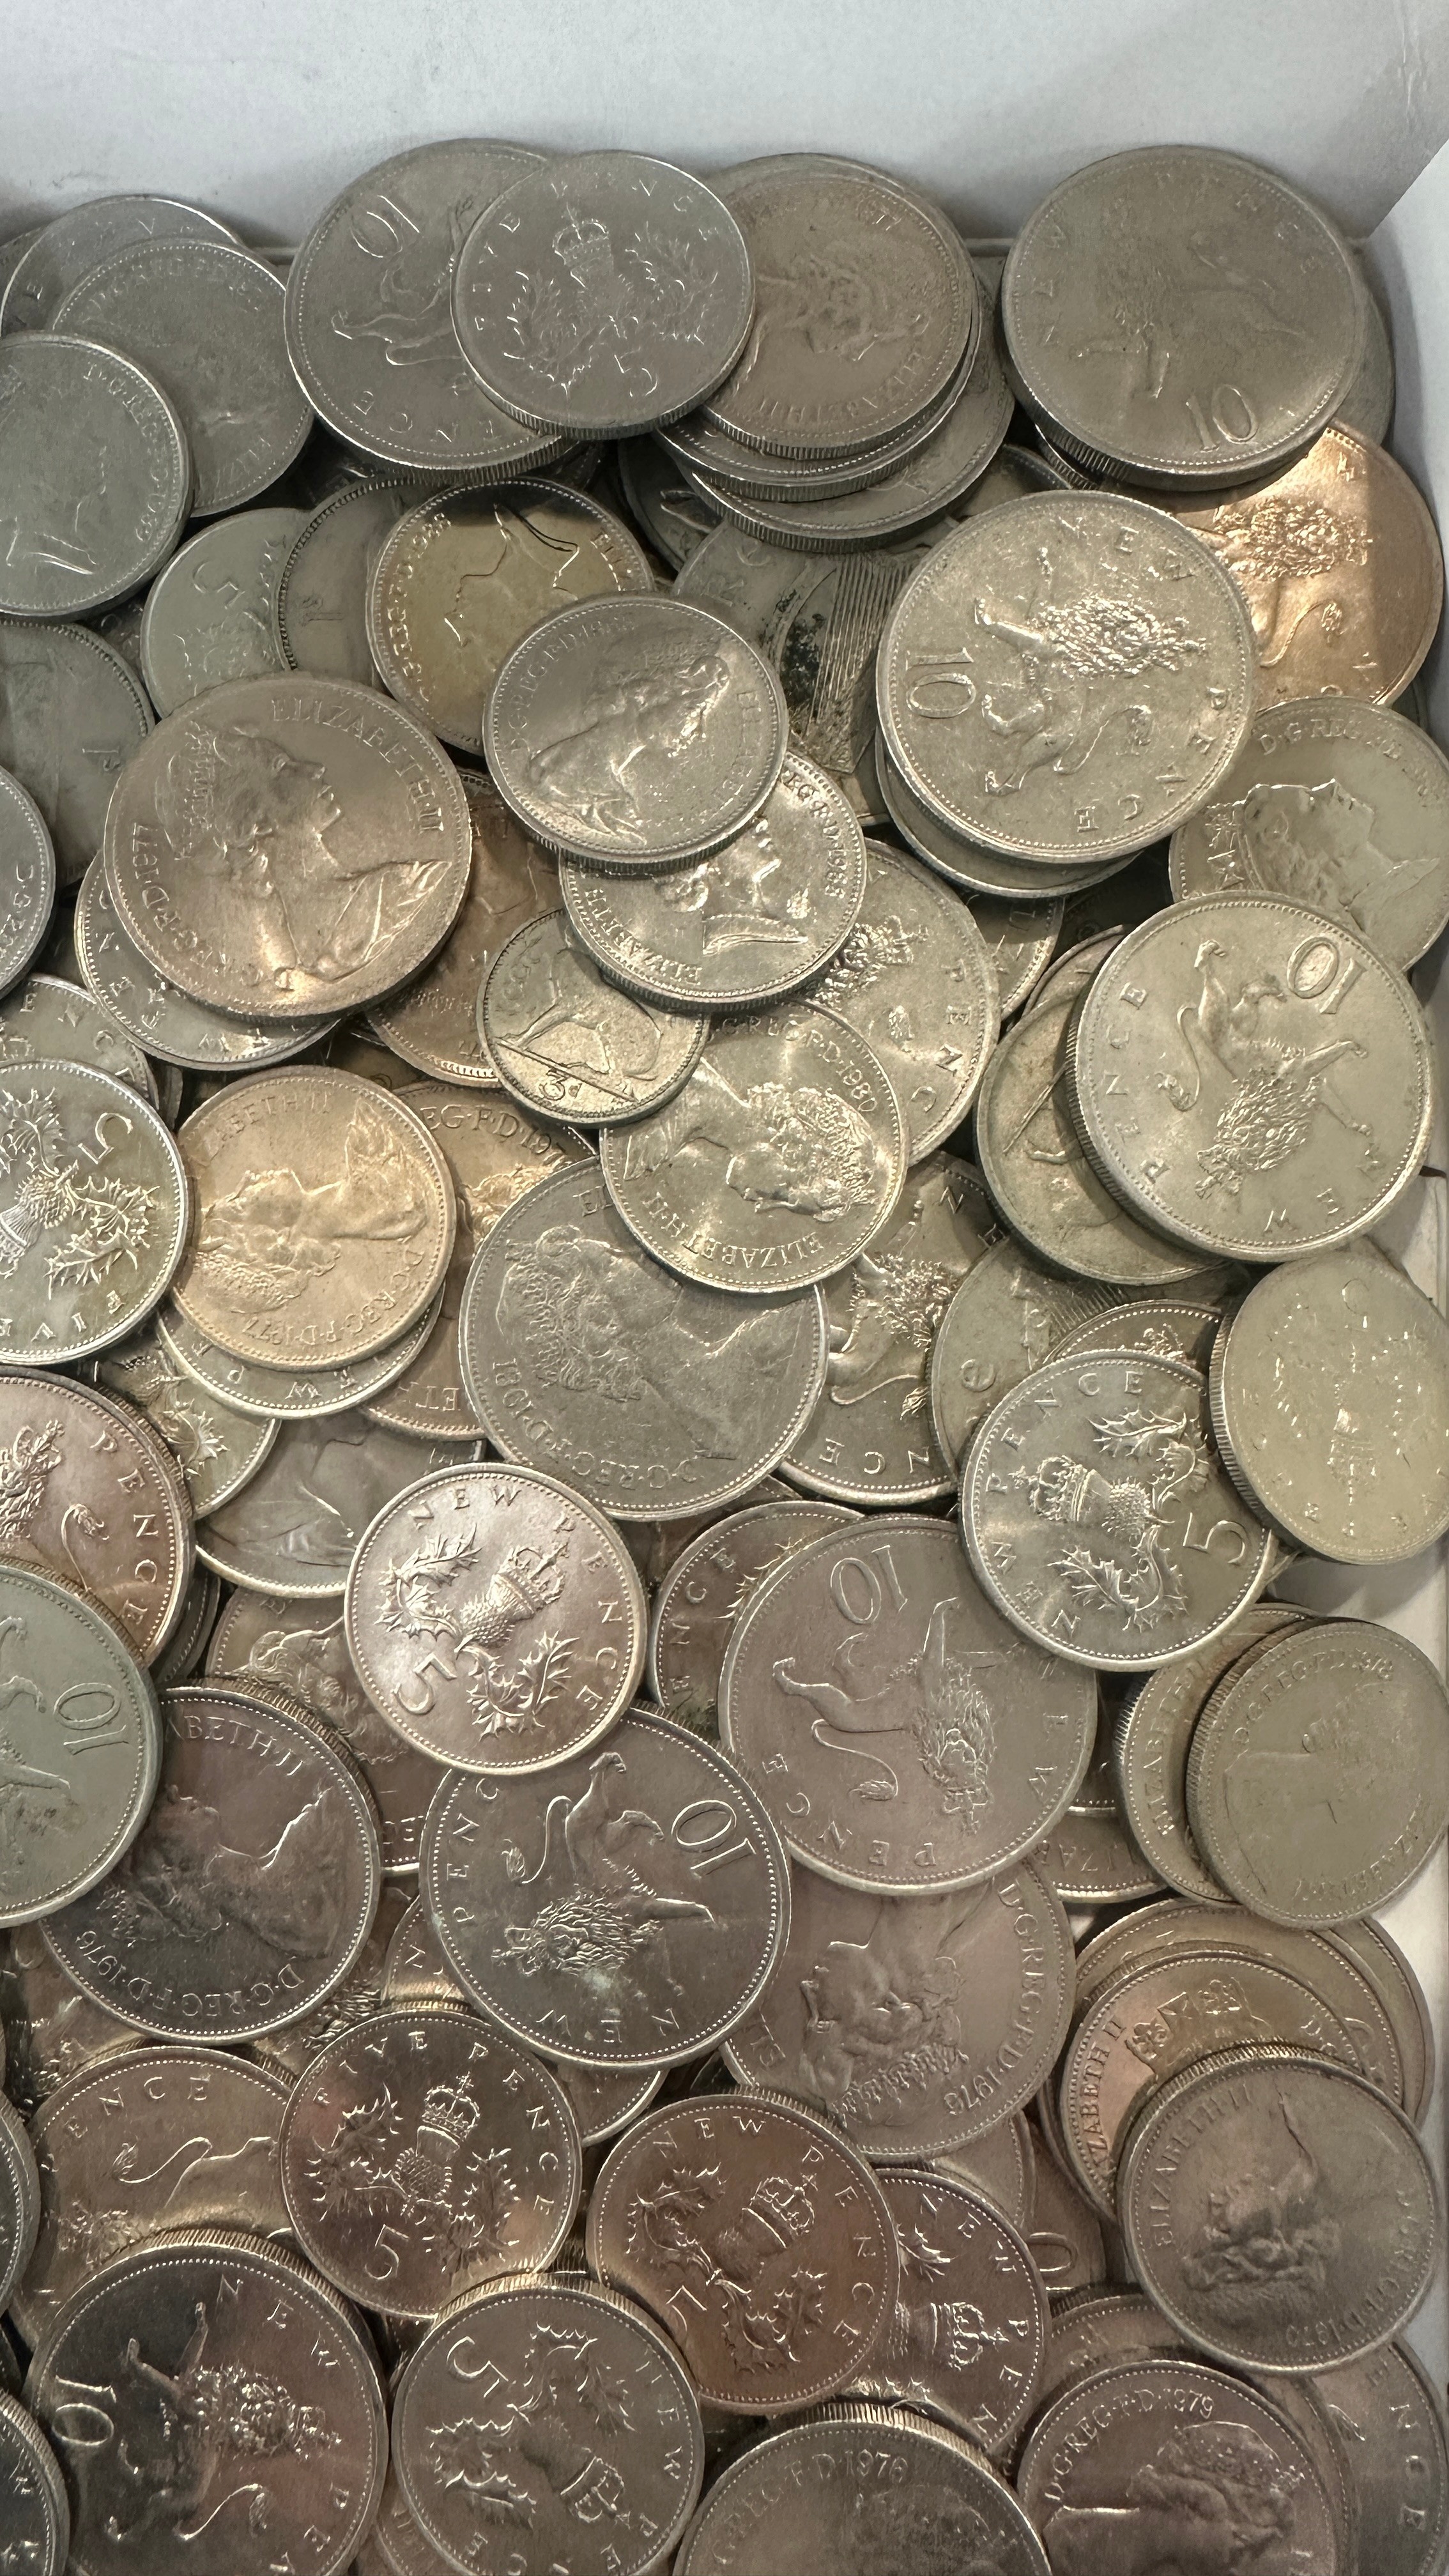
[626, 1057, 879, 1220]
[526, 645, 731, 842]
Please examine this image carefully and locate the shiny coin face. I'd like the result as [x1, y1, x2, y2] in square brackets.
[963, 889, 1060, 1013]
[481, 906, 708, 1124]
[1052, 1293, 1227, 1369]
[369, 772, 560, 1085]
[0, 336, 191, 617]
[808, 839, 998, 1160]
[0, 772, 56, 999]
[93, 1321, 278, 1519]
[1, 192, 239, 334]
[929, 1239, 1116, 1475]
[197, 1411, 479, 1598]
[874, 732, 1135, 899]
[848, 2167, 1048, 2455]
[0, 2091, 40, 2315]
[138, 507, 303, 712]
[0, 1373, 192, 1662]
[74, 859, 337, 1073]
[0, 969, 157, 1098]
[0, 622, 152, 890]
[421, 1706, 789, 2068]
[249, 1877, 410, 2080]
[0, 2393, 68, 2576]
[1112, 1604, 1304, 1903]
[103, 674, 473, 1020]
[617, 434, 720, 565]
[0, 1058, 188, 1363]
[157, 1291, 442, 1423]
[0, 1561, 160, 1928]
[648, 1499, 859, 1736]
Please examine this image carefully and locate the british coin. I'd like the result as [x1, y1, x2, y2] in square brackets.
[722, 1514, 1096, 1890]
[0, 969, 156, 1098]
[452, 151, 754, 436]
[1186, 1618, 1449, 1924]
[360, 2460, 457, 2576]
[393, 2271, 703, 2576]
[25, 2230, 387, 2576]
[42, 1679, 381, 2043]
[138, 506, 305, 713]
[0, 193, 239, 334]
[1052, 1292, 1226, 1368]
[0, 220, 43, 302]
[0, 2392, 68, 2576]
[250, 1877, 411, 2079]
[1333, 1916, 1435, 2128]
[484, 594, 788, 868]
[421, 1706, 789, 2067]
[873, 732, 1141, 898]
[648, 1499, 858, 1736]
[0, 1561, 160, 1927]
[102, 675, 473, 1021]
[1054, 839, 1175, 949]
[969, 890, 1061, 1013]
[781, 1153, 999, 1504]
[1002, 146, 1362, 483]
[937, 2112, 1034, 2231]
[171, 1069, 456, 1370]
[346, 1460, 647, 1774]
[1162, 427, 1444, 707]
[1072, 898, 1435, 1261]
[1036, 1802, 1165, 1906]
[558, 751, 867, 1012]
[1119, 2046, 1439, 2371]
[0, 620, 152, 889]
[14, 2045, 293, 2346]
[1112, 1602, 1305, 1903]
[75, 856, 336, 1072]
[1317, 2341, 1449, 2576]
[1032, 2285, 1191, 2410]
[0, 1372, 192, 1661]
[367, 771, 559, 1084]
[0, 2089, 40, 2312]
[624, 1472, 792, 1588]
[963, 1351, 1273, 1669]
[85, 590, 148, 679]
[366, 479, 654, 753]
[674, 2398, 1048, 2576]
[661, 353, 968, 498]
[599, 1000, 905, 1294]
[723, 1861, 1072, 2156]
[1016, 2358, 1341, 2575]
[0, 1922, 141, 2114]
[1338, 257, 1396, 443]
[0, 335, 191, 618]
[197, 1412, 479, 1598]
[1025, 2120, 1110, 2299]
[480, 906, 707, 1123]
[0, 1059, 188, 1365]
[1210, 1248, 1449, 1561]
[279, 2004, 581, 2317]
[157, 1288, 442, 1423]
[929, 1238, 1116, 1475]
[151, 1562, 220, 1689]
[1168, 697, 1449, 971]
[459, 1158, 829, 1519]
[587, 2090, 898, 2411]
[284, 140, 575, 473]
[0, 770, 55, 997]
[848, 2166, 1046, 2453]
[275, 477, 436, 687]
[617, 436, 720, 565]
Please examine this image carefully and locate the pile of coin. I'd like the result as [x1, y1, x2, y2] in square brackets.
[0, 135, 1446, 2576]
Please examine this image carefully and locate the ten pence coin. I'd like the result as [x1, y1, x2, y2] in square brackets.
[74, 859, 337, 1074]
[0, 336, 191, 618]
[0, 770, 55, 999]
[0, 2392, 66, 2576]
[0, 621, 151, 889]
[0, 1059, 189, 1365]
[965, 888, 1061, 1015]
[0, 1372, 192, 1663]
[874, 730, 1131, 899]
[0, 1561, 160, 1926]
[847, 2166, 1048, 2456]
[648, 1499, 859, 1736]
[1, 193, 239, 334]
[481, 906, 707, 1125]
[367, 770, 560, 1084]
[196, 1412, 479, 1599]
[137, 507, 303, 713]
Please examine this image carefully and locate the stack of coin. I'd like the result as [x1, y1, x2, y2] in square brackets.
[1, 136, 1446, 2576]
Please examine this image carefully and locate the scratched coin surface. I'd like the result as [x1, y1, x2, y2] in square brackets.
[92, 1319, 277, 1517]
[482, 906, 708, 1124]
[458, 1158, 828, 1521]
[137, 506, 303, 714]
[0, 1559, 160, 1928]
[157, 1289, 441, 1424]
[0, 1058, 189, 1366]
[586, 2090, 898, 2411]
[720, 1514, 1096, 1890]
[0, 622, 152, 892]
[197, 1411, 477, 1598]
[368, 771, 560, 1084]
[0, 2391, 67, 2576]
[648, 1499, 859, 1736]
[1111, 1602, 1305, 1903]
[73, 859, 336, 1074]
[848, 2166, 1047, 2454]
[0, 334, 191, 618]
[421, 1705, 789, 2067]
[928, 1238, 1115, 1474]
[0, 770, 55, 999]
[0, 1372, 192, 1662]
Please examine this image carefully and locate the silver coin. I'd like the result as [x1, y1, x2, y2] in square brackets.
[558, 751, 867, 1011]
[150, 1561, 220, 1689]
[367, 770, 558, 1085]
[0, 1560, 160, 1926]
[74, 857, 336, 1073]
[0, 770, 56, 999]
[617, 436, 721, 565]
[1168, 696, 1449, 972]
[0, 969, 156, 1100]
[0, 1921, 142, 2114]
[877, 495, 1257, 864]
[0, 621, 152, 887]
[1068, 894, 1435, 1260]
[847, 2166, 1048, 2455]
[0, 335, 191, 617]
[1052, 1292, 1227, 1369]
[481, 905, 708, 1124]
[721, 1512, 1096, 1892]
[84, 590, 148, 680]
[138, 505, 305, 713]
[93, 1319, 276, 1516]
[1038, 1798, 1166, 1906]
[965, 1350, 1273, 1670]
[0, 193, 239, 334]
[197, 1411, 480, 1597]
[452, 151, 754, 436]
[1333, 1917, 1436, 2129]
[599, 1000, 906, 1294]
[484, 594, 788, 868]
[1030, 2286, 1192, 2411]
[816, 839, 999, 1159]
[929, 1237, 1116, 1475]
[0, 2391, 68, 2576]
[0, 2089, 40, 2313]
[1055, 838, 1176, 949]
[275, 475, 440, 688]
[648, 1499, 859, 1735]
[660, 360, 962, 498]
[1112, 1603, 1305, 1904]
[1317, 2341, 1449, 2576]
[156, 1290, 443, 1422]
[783, 1152, 999, 1504]
[0, 1368, 192, 1659]
[1337, 257, 1396, 443]
[874, 732, 1141, 900]
[0, 220, 45, 302]
[0, 1057, 188, 1364]
[969, 889, 1061, 1013]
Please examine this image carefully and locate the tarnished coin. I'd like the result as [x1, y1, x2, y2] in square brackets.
[25, 2230, 387, 2576]
[600, 1000, 905, 1294]
[0, 1058, 188, 1366]
[0, 2089, 40, 2313]
[929, 1238, 1115, 1474]
[1186, 1618, 1449, 1925]
[1017, 2358, 1341, 2575]
[1052, 1292, 1226, 1368]
[0, 1560, 160, 1927]
[367, 478, 653, 752]
[1, 192, 239, 334]
[724, 1860, 1073, 2154]
[94, 1323, 275, 1515]
[171, 1069, 456, 1370]
[74, 857, 336, 1071]
[969, 890, 1061, 1013]
[421, 1705, 788, 2067]
[54, 239, 312, 515]
[0, 770, 55, 997]
[197, 1412, 478, 1598]
[346, 1461, 647, 1773]
[1163, 427, 1444, 708]
[675, 2398, 1048, 2576]
[483, 594, 788, 867]
[0, 969, 155, 1098]
[157, 1288, 442, 1423]
[42, 1679, 381, 2043]
[964, 1351, 1272, 1670]
[0, 623, 152, 891]
[103, 673, 473, 1020]
[1210, 1250, 1449, 1561]
[781, 1153, 999, 1505]
[808, 838, 998, 1158]
[279, 2005, 581, 2317]
[276, 477, 436, 687]
[0, 1922, 140, 2114]
[482, 906, 707, 1124]
[649, 1499, 858, 1736]
[1169, 696, 1449, 971]
[0, 1373, 192, 1660]
[558, 752, 867, 1011]
[393, 2271, 703, 2576]
[1119, 2046, 1439, 2371]
[369, 774, 560, 1085]
[0, 2391, 68, 2576]
[1112, 1602, 1305, 1902]
[848, 2166, 1046, 2453]
[452, 151, 754, 436]
[0, 335, 191, 617]
[587, 2090, 898, 2411]
[459, 1158, 828, 1520]
[617, 436, 720, 565]
[14, 2045, 292, 2346]
[1319, 2342, 1449, 2576]
[722, 1513, 1096, 1890]
[138, 506, 304, 712]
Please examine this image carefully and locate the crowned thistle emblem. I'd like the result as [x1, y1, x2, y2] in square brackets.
[381, 1528, 572, 1738]
[1015, 1404, 1209, 1630]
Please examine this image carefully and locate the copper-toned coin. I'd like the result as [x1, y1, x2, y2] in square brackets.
[367, 772, 560, 1085]
[648, 1498, 859, 1736]
[197, 1411, 479, 1598]
[0, 1373, 192, 1665]
[587, 2089, 897, 2412]
[0, 1561, 161, 1930]
[848, 2166, 1047, 2455]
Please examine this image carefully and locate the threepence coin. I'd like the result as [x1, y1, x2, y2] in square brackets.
[368, 770, 560, 1084]
[480, 906, 707, 1124]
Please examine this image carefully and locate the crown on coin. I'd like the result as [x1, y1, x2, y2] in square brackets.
[417, 2076, 482, 2160]
[494, 1544, 568, 1621]
[1013, 1453, 1088, 1524]
[553, 206, 611, 264]
[1125, 1977, 1272, 2072]
[745, 2174, 816, 2243]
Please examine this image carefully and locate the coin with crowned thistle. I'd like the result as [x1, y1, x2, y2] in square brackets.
[0, 1059, 189, 1366]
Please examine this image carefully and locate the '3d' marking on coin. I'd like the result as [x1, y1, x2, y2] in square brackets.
[482, 907, 707, 1125]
